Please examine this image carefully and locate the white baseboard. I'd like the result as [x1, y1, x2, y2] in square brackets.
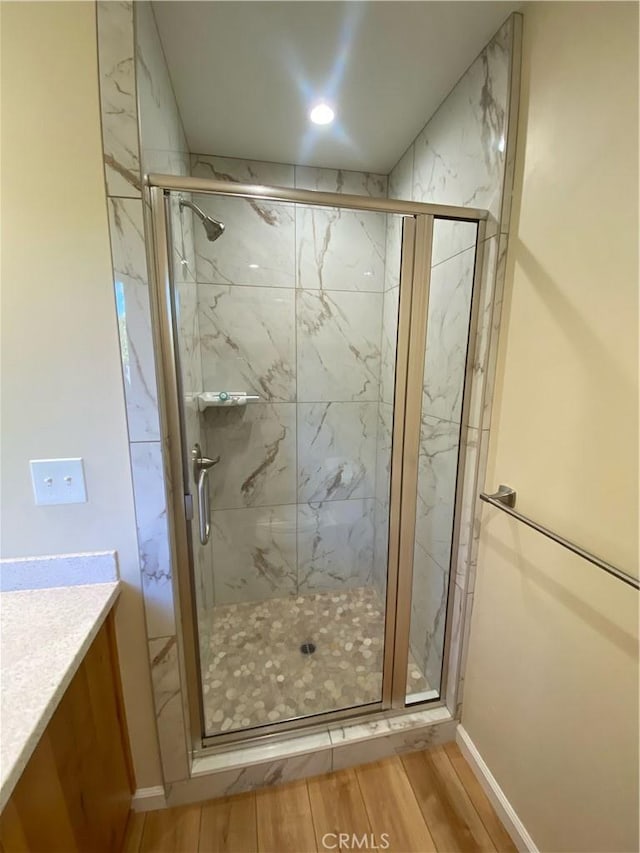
[456, 725, 538, 853]
[131, 785, 167, 812]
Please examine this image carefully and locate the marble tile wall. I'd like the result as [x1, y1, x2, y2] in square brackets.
[136, 1, 204, 783]
[148, 636, 189, 782]
[375, 15, 520, 701]
[191, 155, 390, 607]
[97, 1, 140, 199]
[97, 0, 195, 787]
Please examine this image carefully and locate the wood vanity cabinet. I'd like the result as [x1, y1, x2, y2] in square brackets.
[0, 615, 133, 852]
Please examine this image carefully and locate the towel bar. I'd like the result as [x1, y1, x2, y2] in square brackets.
[480, 485, 639, 591]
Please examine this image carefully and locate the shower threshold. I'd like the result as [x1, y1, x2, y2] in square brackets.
[200, 586, 429, 737]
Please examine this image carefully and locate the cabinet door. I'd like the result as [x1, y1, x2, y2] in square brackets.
[0, 617, 132, 852]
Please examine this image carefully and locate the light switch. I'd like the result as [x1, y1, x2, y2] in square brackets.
[30, 458, 87, 506]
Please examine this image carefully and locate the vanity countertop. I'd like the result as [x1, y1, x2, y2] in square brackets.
[0, 581, 121, 810]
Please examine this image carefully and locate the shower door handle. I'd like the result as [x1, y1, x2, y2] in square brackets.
[192, 444, 219, 546]
[196, 467, 211, 546]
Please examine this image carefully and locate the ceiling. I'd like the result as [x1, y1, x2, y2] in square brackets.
[153, 1, 518, 174]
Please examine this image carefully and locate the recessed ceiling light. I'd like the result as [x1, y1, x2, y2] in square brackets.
[310, 103, 335, 126]
[248, 263, 260, 269]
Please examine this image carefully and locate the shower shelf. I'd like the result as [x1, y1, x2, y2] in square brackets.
[198, 391, 260, 411]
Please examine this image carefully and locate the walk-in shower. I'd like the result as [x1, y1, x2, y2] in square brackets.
[149, 174, 485, 748]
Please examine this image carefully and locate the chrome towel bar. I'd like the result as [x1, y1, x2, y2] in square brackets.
[480, 485, 639, 591]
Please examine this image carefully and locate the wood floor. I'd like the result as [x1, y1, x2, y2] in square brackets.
[123, 743, 517, 853]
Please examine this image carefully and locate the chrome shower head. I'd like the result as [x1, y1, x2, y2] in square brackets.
[179, 199, 225, 242]
[201, 215, 225, 242]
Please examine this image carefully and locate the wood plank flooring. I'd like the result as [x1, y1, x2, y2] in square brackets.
[123, 743, 517, 853]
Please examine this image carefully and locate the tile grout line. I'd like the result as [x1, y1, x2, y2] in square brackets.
[194, 279, 388, 294]
[209, 497, 378, 515]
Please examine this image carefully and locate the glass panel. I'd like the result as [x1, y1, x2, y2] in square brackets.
[406, 217, 478, 702]
[169, 188, 408, 737]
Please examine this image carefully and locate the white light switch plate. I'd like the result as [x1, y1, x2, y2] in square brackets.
[30, 458, 87, 506]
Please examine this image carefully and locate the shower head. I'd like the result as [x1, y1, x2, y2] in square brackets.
[179, 199, 225, 242]
[201, 216, 225, 242]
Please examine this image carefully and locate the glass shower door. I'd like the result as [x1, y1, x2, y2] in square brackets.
[404, 217, 480, 703]
[168, 188, 409, 738]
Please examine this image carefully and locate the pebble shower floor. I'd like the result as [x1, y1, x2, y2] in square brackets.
[200, 586, 429, 735]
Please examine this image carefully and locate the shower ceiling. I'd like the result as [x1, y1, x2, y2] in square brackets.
[151, 0, 519, 173]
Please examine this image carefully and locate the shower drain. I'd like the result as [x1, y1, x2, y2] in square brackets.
[299, 642, 316, 656]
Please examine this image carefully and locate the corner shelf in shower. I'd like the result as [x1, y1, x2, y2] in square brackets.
[197, 391, 261, 412]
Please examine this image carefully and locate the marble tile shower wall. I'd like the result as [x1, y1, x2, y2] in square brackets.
[189, 155, 389, 606]
[374, 15, 519, 694]
[98, 1, 194, 785]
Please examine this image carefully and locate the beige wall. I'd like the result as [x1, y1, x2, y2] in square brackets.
[0, 1, 162, 789]
[463, 3, 639, 852]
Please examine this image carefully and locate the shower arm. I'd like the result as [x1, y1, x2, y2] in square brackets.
[179, 198, 207, 221]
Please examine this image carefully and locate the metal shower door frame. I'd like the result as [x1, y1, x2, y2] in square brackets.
[148, 175, 487, 755]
